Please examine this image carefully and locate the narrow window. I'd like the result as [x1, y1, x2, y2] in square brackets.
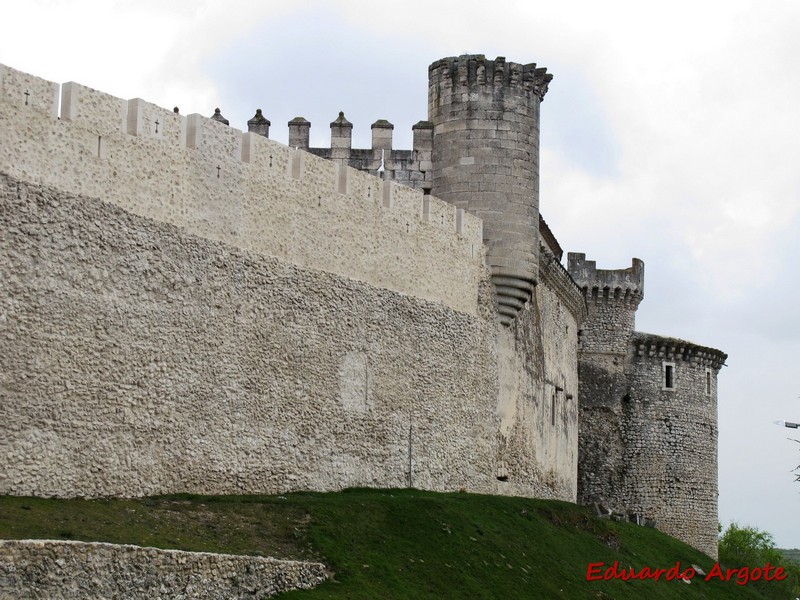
[706, 370, 711, 395]
[662, 362, 676, 391]
[551, 393, 556, 426]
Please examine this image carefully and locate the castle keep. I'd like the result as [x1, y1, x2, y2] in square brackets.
[0, 55, 725, 557]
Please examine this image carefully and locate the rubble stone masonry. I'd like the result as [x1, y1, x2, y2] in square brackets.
[0, 540, 327, 599]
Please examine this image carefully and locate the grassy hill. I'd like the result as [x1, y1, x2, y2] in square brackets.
[0, 488, 790, 599]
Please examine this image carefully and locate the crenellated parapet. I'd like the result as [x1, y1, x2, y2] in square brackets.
[294, 114, 434, 192]
[567, 252, 644, 309]
[539, 244, 587, 325]
[427, 54, 552, 100]
[0, 63, 484, 316]
[137, 101, 436, 193]
[567, 253, 644, 355]
[632, 332, 727, 371]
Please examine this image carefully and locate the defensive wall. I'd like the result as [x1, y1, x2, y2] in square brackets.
[0, 56, 727, 560]
[0, 61, 583, 502]
[0, 64, 484, 316]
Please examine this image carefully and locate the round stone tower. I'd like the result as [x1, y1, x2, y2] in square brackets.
[624, 333, 726, 558]
[567, 252, 726, 558]
[428, 55, 552, 326]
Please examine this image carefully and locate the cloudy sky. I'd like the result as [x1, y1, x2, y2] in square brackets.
[2, 0, 799, 548]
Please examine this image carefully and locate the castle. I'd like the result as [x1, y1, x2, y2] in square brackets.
[0, 55, 726, 558]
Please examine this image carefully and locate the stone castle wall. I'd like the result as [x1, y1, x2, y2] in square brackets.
[0, 171, 580, 500]
[0, 172, 503, 498]
[0, 64, 483, 317]
[0, 56, 726, 561]
[494, 248, 585, 497]
[0, 540, 327, 599]
[0, 61, 583, 501]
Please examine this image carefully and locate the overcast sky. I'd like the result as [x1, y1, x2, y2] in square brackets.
[2, 0, 799, 549]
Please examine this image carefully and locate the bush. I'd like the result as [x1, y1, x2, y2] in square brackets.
[718, 523, 800, 599]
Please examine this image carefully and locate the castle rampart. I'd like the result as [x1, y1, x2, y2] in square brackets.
[0, 64, 482, 316]
[301, 116, 434, 193]
[0, 56, 725, 560]
[0, 60, 585, 504]
[0, 170, 505, 499]
[633, 333, 727, 369]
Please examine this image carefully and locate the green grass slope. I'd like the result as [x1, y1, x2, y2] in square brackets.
[0, 489, 784, 599]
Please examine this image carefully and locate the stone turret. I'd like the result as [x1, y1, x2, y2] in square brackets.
[567, 253, 645, 546]
[567, 253, 644, 355]
[428, 54, 552, 326]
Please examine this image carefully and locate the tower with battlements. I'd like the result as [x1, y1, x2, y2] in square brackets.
[428, 55, 552, 326]
[568, 253, 726, 558]
[276, 55, 553, 327]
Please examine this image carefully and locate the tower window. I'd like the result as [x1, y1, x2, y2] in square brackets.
[551, 393, 556, 426]
[706, 370, 712, 395]
[662, 362, 676, 391]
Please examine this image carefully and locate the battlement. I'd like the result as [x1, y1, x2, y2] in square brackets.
[632, 332, 727, 370]
[220, 110, 433, 188]
[252, 110, 432, 177]
[0, 63, 485, 315]
[567, 253, 644, 355]
[291, 115, 434, 192]
[567, 253, 645, 309]
[428, 54, 552, 100]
